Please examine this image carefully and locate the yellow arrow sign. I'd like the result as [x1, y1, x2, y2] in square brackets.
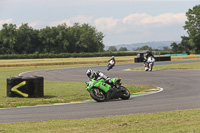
[11, 81, 29, 98]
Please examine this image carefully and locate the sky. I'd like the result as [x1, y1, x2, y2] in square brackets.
[0, 0, 199, 46]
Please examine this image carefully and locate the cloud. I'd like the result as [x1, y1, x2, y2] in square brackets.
[17, 13, 187, 31]
[0, 13, 186, 45]
[15, 12, 186, 36]
[29, 21, 45, 28]
[94, 17, 120, 30]
[93, 13, 186, 34]
[122, 13, 186, 27]
[49, 15, 94, 27]
[0, 19, 13, 28]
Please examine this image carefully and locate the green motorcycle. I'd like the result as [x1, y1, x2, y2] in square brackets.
[85, 78, 130, 102]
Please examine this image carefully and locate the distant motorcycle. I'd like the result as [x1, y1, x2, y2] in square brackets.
[107, 59, 115, 71]
[144, 56, 155, 71]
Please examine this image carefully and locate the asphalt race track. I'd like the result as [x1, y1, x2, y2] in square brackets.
[1, 60, 200, 123]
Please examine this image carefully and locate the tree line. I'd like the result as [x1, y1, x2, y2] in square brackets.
[171, 4, 200, 53]
[0, 4, 199, 55]
[0, 23, 104, 54]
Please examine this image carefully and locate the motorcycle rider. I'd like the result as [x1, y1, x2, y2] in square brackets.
[107, 56, 116, 71]
[108, 56, 116, 65]
[143, 50, 154, 68]
[86, 69, 114, 86]
[86, 69, 117, 100]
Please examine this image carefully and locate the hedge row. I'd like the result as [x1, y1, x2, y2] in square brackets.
[0, 51, 179, 59]
[0, 52, 138, 59]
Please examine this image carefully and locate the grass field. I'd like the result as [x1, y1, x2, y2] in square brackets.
[0, 56, 135, 67]
[1, 109, 200, 133]
[0, 55, 200, 67]
[0, 62, 153, 108]
[0, 55, 200, 132]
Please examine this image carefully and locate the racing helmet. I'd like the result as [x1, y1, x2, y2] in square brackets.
[86, 69, 96, 78]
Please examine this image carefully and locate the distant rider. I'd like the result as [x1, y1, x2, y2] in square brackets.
[107, 56, 116, 71]
[108, 56, 116, 66]
[144, 50, 154, 65]
[86, 69, 116, 99]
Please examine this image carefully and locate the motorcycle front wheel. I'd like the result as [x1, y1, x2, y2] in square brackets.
[90, 88, 106, 102]
[120, 86, 130, 100]
[149, 63, 153, 71]
[107, 65, 112, 71]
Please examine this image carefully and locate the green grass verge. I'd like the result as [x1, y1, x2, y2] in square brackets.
[0, 56, 135, 67]
[1, 109, 200, 133]
[0, 65, 154, 108]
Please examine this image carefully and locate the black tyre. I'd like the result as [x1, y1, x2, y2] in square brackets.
[90, 88, 106, 102]
[120, 86, 130, 100]
[107, 65, 112, 71]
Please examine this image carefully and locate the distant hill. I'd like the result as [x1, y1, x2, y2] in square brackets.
[105, 41, 180, 51]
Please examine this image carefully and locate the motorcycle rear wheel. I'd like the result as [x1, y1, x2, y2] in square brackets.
[90, 88, 106, 102]
[120, 86, 130, 100]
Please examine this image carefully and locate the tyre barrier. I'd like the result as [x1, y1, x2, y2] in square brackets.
[134, 57, 144, 63]
[154, 56, 171, 61]
[7, 76, 44, 98]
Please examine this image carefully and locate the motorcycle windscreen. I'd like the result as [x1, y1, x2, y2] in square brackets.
[111, 78, 119, 83]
